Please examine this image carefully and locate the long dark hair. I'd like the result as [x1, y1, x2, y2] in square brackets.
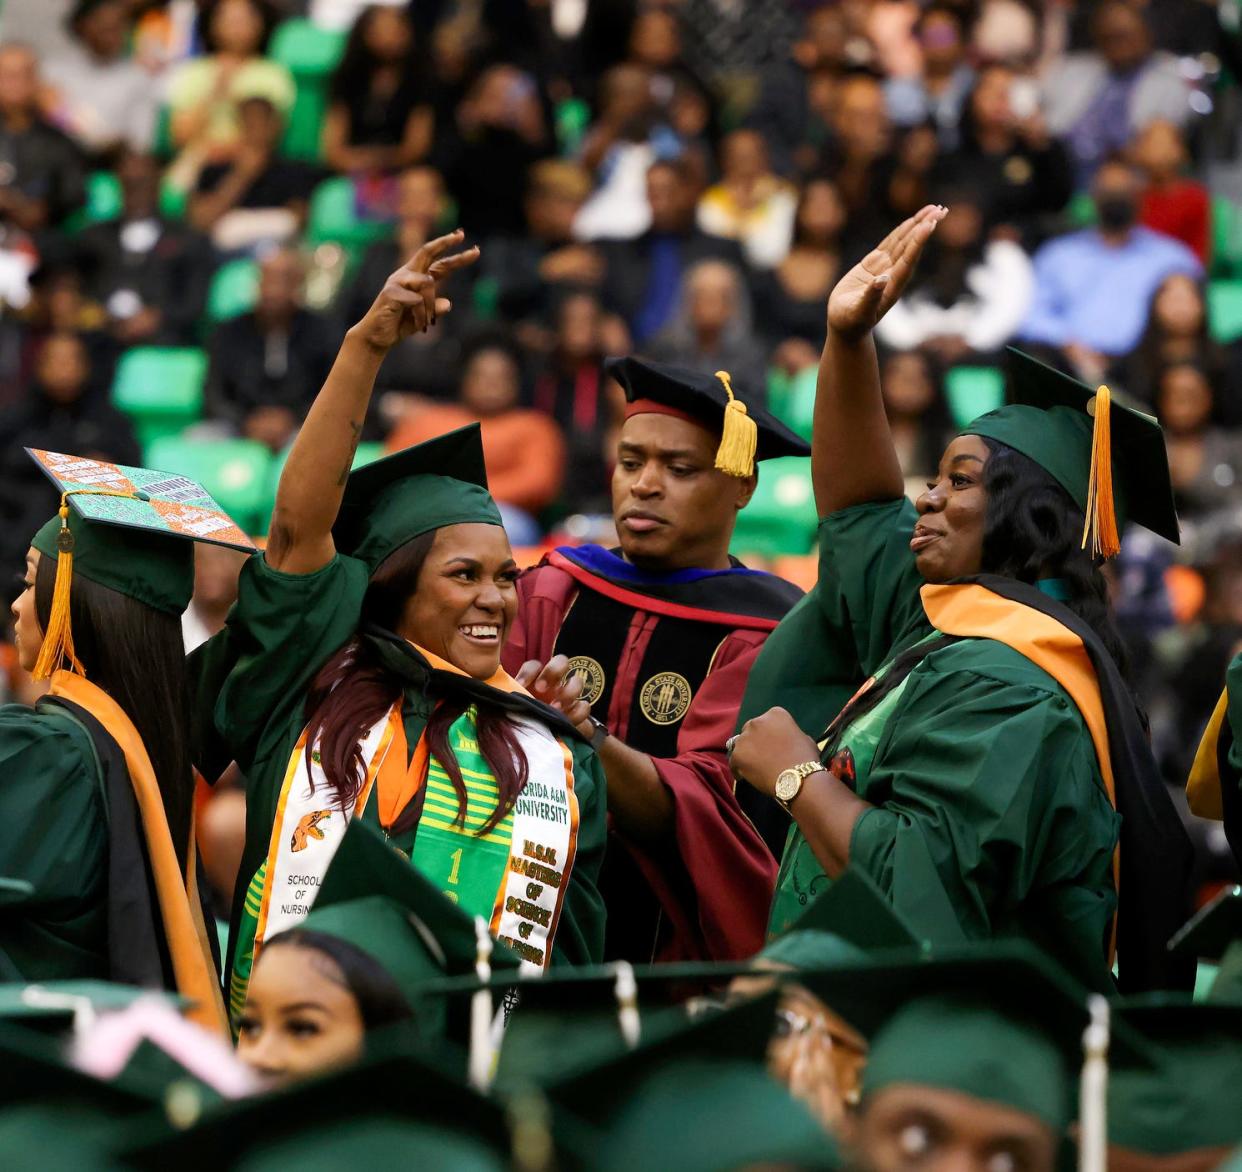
[35, 558, 194, 871]
[302, 532, 528, 837]
[822, 439, 1128, 756]
[328, 4, 421, 105]
[259, 929, 413, 1031]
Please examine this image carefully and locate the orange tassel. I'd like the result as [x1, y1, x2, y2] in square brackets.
[1080, 386, 1120, 560]
[32, 499, 83, 680]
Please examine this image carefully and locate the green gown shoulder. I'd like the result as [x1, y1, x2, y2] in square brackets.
[0, 702, 109, 980]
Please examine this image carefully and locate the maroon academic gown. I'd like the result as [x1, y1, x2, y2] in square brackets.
[503, 545, 799, 963]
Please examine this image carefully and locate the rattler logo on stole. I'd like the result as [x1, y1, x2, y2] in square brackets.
[566, 656, 606, 705]
[639, 672, 692, 725]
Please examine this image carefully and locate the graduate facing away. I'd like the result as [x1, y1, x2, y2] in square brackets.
[732, 206, 1194, 994]
[503, 356, 811, 963]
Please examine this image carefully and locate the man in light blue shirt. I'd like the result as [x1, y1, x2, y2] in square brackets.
[1019, 157, 1201, 370]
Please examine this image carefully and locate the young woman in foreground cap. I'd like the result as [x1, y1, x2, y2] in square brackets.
[6, 497, 227, 1032]
[732, 207, 1194, 993]
[191, 233, 607, 1019]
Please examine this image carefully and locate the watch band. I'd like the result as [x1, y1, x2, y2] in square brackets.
[587, 717, 609, 752]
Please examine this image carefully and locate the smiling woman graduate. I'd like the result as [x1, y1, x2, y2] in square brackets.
[732, 208, 1194, 993]
[190, 234, 606, 1020]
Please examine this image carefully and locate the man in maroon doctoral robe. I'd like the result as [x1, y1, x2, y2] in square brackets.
[503, 356, 810, 962]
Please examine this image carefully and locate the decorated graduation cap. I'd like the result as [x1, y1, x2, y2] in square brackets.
[963, 348, 1180, 556]
[25, 449, 255, 681]
[607, 355, 811, 478]
[293, 820, 521, 1022]
[333, 425, 502, 574]
[1108, 995, 1242, 1159]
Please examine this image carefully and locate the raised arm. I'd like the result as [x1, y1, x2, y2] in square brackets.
[266, 230, 479, 574]
[812, 206, 945, 517]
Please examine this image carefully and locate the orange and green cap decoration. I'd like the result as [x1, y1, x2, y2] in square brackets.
[25, 449, 255, 680]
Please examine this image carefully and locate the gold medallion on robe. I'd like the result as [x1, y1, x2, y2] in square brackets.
[639, 671, 693, 725]
[566, 655, 606, 706]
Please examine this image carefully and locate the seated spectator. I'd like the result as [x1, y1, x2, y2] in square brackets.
[697, 129, 798, 270]
[204, 247, 335, 451]
[574, 63, 683, 242]
[438, 64, 551, 239]
[321, 6, 433, 185]
[182, 541, 248, 652]
[41, 0, 157, 156]
[1158, 360, 1242, 523]
[480, 159, 600, 324]
[1019, 156, 1201, 382]
[1043, 0, 1193, 185]
[166, 0, 293, 188]
[935, 64, 1073, 244]
[1120, 274, 1236, 419]
[530, 289, 626, 514]
[599, 157, 746, 345]
[79, 148, 211, 346]
[189, 96, 318, 252]
[885, 3, 975, 148]
[820, 73, 895, 242]
[0, 43, 87, 236]
[1133, 119, 1209, 265]
[16, 260, 115, 399]
[879, 346, 954, 497]
[339, 165, 468, 400]
[644, 258, 767, 400]
[0, 330, 140, 578]
[385, 339, 566, 545]
[875, 194, 1034, 363]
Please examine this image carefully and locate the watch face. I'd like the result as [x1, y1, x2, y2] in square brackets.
[775, 769, 799, 802]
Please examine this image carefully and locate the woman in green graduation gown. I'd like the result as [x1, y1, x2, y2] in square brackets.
[4, 470, 235, 1033]
[193, 233, 607, 1018]
[731, 207, 1194, 992]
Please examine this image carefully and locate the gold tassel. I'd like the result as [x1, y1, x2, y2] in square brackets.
[1080, 385, 1121, 560]
[32, 498, 83, 680]
[713, 370, 757, 478]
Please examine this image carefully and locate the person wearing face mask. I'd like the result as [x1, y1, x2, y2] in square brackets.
[731, 208, 1194, 994]
[1018, 157, 1200, 386]
[191, 232, 606, 1017]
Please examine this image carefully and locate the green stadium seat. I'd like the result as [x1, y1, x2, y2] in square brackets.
[111, 347, 207, 448]
[1066, 191, 1096, 228]
[1212, 195, 1242, 277]
[270, 20, 347, 161]
[146, 437, 274, 535]
[64, 171, 123, 233]
[944, 365, 1006, 429]
[1208, 278, 1242, 343]
[259, 440, 387, 533]
[306, 177, 392, 247]
[205, 258, 259, 325]
[731, 456, 818, 559]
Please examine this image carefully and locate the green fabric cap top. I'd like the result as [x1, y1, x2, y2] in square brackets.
[1169, 884, 1242, 962]
[962, 348, 1180, 546]
[333, 425, 503, 573]
[32, 513, 195, 615]
[863, 995, 1069, 1131]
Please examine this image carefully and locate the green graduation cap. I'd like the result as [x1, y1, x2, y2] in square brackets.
[963, 348, 1180, 556]
[1169, 884, 1242, 961]
[597, 1058, 840, 1172]
[333, 425, 502, 573]
[607, 355, 811, 477]
[1109, 995, 1242, 1157]
[24, 448, 255, 680]
[0, 981, 188, 1037]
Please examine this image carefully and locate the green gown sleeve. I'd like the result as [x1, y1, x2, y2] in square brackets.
[0, 705, 108, 980]
[815, 497, 932, 677]
[191, 552, 372, 776]
[550, 742, 607, 967]
[848, 647, 1120, 988]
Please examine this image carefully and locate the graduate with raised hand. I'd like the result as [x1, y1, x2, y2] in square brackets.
[2, 453, 248, 1034]
[191, 233, 607, 1021]
[731, 206, 1194, 993]
[502, 359, 810, 964]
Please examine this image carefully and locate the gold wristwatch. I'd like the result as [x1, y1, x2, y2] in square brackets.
[774, 761, 825, 812]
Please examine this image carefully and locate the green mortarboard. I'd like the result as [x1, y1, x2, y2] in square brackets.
[333, 425, 502, 573]
[290, 820, 521, 1034]
[1109, 996, 1242, 1156]
[607, 355, 811, 478]
[25, 448, 255, 680]
[962, 348, 1180, 552]
[1169, 884, 1242, 962]
[598, 1059, 840, 1172]
[761, 866, 924, 969]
